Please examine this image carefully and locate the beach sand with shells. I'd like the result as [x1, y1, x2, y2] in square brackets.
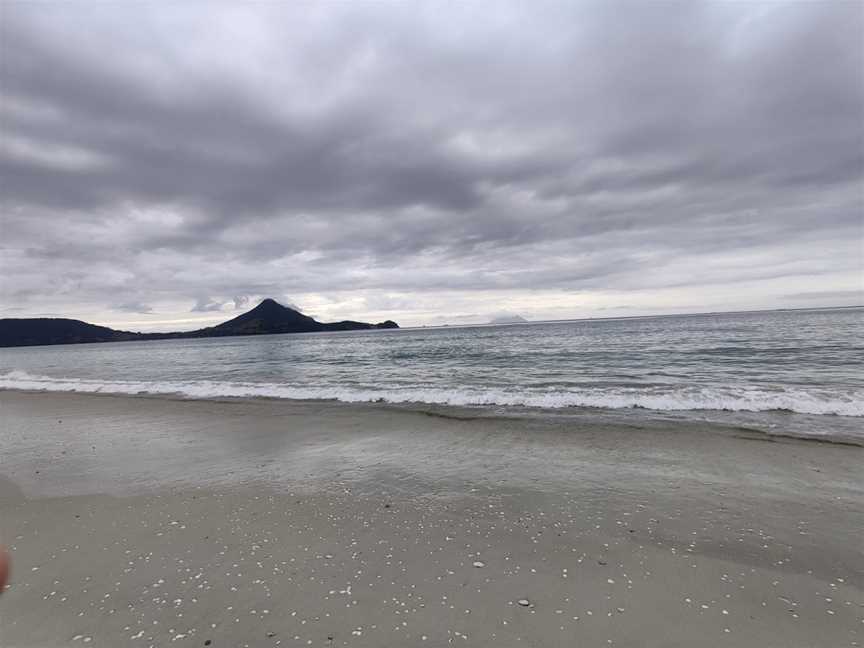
[0, 391, 862, 647]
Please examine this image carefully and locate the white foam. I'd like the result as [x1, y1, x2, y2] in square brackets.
[2, 370, 862, 417]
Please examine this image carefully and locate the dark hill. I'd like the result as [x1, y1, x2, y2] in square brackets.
[198, 298, 323, 336]
[0, 318, 140, 347]
[0, 299, 399, 347]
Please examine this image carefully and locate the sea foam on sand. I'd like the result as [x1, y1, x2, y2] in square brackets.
[2, 369, 863, 418]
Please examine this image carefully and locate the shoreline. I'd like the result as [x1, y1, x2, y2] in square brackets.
[1, 385, 862, 447]
[1, 391, 862, 647]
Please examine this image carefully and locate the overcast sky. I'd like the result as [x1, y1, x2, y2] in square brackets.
[1, 1, 862, 330]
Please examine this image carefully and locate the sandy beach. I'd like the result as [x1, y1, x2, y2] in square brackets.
[0, 391, 861, 647]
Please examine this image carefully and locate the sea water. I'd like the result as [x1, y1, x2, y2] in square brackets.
[2, 307, 862, 442]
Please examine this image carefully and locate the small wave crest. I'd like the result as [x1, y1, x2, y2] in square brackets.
[1, 370, 863, 417]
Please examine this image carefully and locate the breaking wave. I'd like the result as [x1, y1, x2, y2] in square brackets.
[2, 370, 862, 417]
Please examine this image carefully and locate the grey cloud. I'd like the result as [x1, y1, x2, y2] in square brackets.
[191, 297, 225, 313]
[0, 1, 861, 320]
[113, 301, 154, 314]
[784, 290, 863, 301]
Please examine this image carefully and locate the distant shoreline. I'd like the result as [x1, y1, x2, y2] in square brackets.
[0, 298, 398, 348]
[412, 303, 863, 331]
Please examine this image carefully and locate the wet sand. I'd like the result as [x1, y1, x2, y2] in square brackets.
[0, 391, 862, 647]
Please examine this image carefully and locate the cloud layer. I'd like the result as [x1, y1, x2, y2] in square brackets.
[1, 1, 862, 328]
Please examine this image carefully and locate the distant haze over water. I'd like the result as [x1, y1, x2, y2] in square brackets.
[2, 308, 862, 442]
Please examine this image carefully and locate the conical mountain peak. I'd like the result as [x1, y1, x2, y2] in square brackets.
[216, 298, 315, 331]
[246, 298, 292, 315]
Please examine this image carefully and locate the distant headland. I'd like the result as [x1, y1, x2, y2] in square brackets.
[488, 313, 529, 325]
[0, 298, 399, 348]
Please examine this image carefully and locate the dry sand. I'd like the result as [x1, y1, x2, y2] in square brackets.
[0, 391, 862, 647]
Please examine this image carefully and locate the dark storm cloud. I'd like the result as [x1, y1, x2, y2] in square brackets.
[1, 1, 862, 318]
[0, 14, 483, 216]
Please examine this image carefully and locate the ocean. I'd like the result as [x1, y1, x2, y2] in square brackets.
[2, 307, 862, 443]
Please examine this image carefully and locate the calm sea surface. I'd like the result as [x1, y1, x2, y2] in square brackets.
[2, 308, 862, 442]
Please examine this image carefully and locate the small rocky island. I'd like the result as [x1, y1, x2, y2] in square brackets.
[0, 299, 399, 347]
